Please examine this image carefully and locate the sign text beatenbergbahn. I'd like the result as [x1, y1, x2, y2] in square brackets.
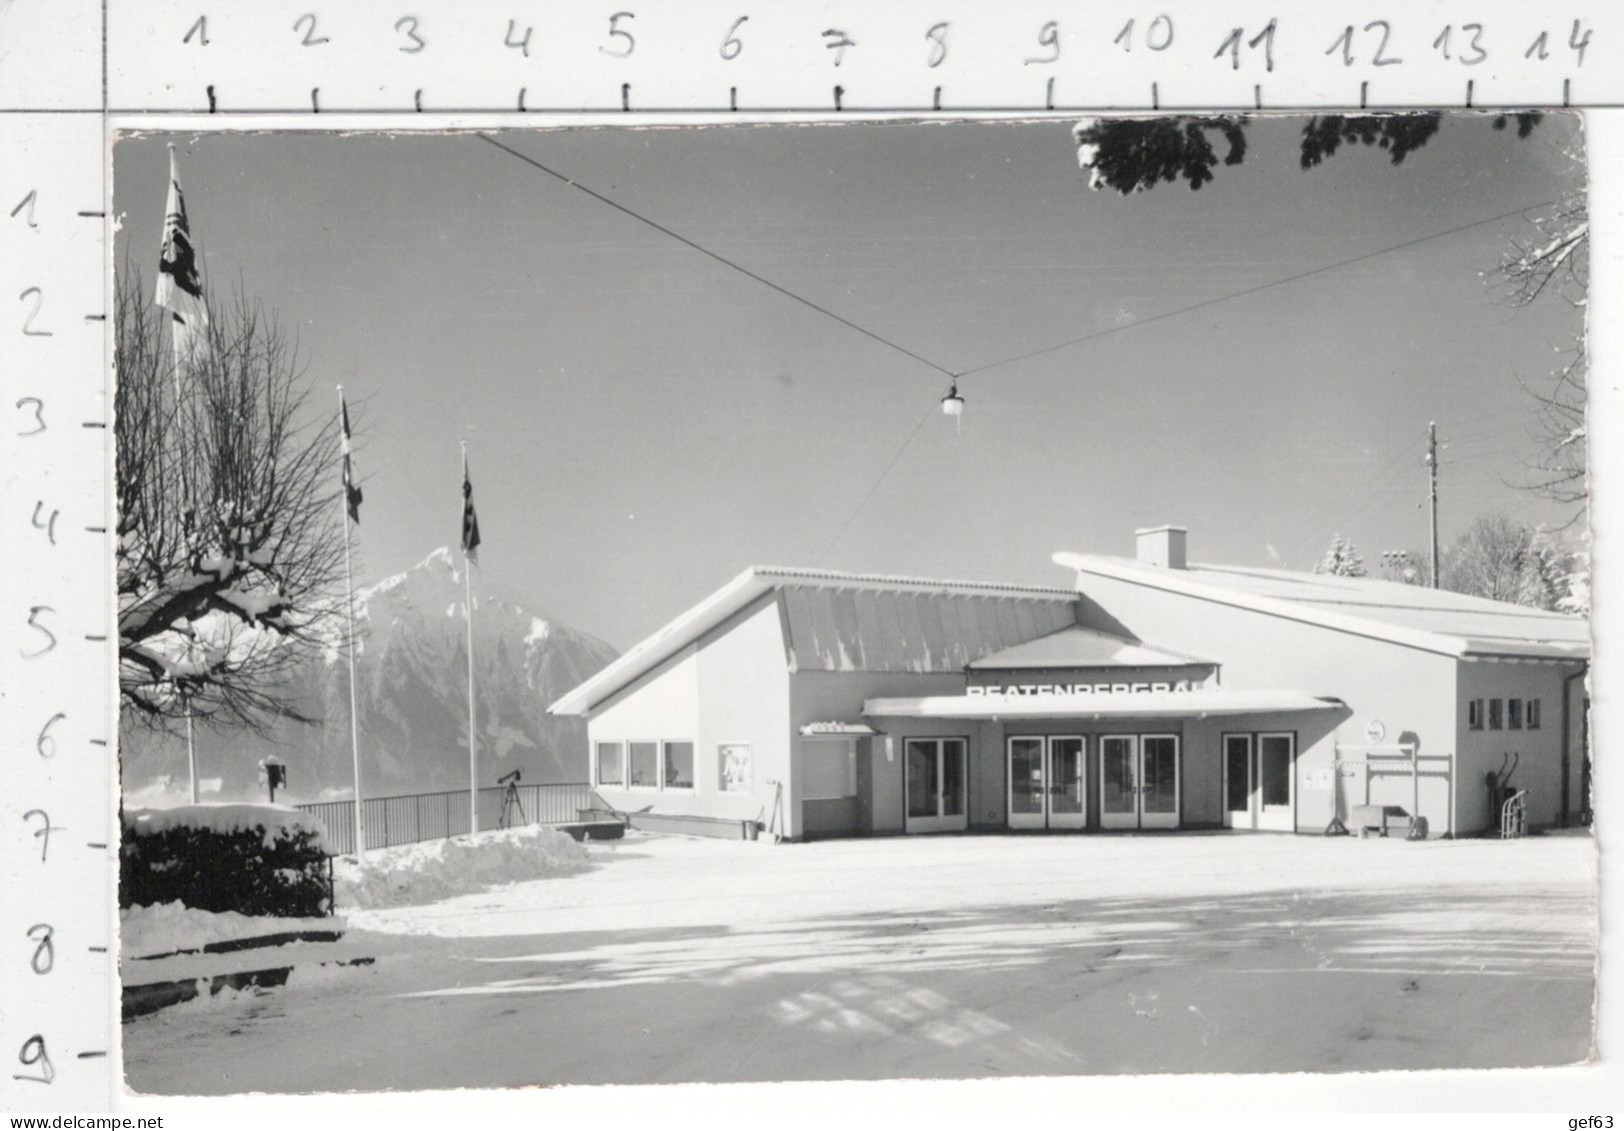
[966, 680, 1203, 697]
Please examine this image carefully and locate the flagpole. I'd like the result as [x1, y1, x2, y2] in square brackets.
[161, 141, 203, 806]
[338, 386, 367, 854]
[463, 441, 478, 836]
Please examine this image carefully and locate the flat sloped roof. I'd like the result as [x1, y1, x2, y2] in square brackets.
[967, 624, 1211, 670]
[1054, 553, 1590, 661]
[549, 566, 1079, 716]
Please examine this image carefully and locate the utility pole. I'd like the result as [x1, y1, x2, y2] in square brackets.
[1426, 421, 1440, 589]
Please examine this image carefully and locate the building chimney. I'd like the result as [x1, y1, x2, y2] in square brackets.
[1136, 525, 1187, 569]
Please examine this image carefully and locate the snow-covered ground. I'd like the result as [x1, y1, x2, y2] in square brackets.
[122, 902, 342, 960]
[122, 831, 1598, 1094]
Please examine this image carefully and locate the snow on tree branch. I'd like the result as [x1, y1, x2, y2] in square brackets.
[116, 266, 351, 737]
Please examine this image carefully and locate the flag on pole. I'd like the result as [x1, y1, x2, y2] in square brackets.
[461, 452, 482, 564]
[154, 145, 208, 366]
[340, 392, 363, 523]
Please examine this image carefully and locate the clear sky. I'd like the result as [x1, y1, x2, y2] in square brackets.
[112, 114, 1586, 650]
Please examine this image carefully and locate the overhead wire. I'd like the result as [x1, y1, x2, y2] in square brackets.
[475, 129, 1563, 566]
[479, 135, 960, 380]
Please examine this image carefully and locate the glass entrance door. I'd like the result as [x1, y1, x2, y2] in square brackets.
[1256, 732, 1295, 831]
[1007, 737, 1047, 830]
[1007, 736, 1087, 830]
[1048, 737, 1086, 829]
[1100, 733, 1181, 829]
[1099, 735, 1139, 829]
[905, 737, 968, 834]
[1224, 733, 1256, 829]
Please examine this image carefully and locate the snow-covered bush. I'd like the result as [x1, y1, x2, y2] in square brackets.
[121, 804, 330, 917]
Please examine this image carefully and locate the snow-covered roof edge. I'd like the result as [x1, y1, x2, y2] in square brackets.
[547, 566, 1080, 717]
[1053, 552, 1590, 661]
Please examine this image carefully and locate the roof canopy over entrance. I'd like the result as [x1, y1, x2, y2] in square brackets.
[863, 689, 1344, 720]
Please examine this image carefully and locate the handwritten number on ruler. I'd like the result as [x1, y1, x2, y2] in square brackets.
[183, 15, 209, 46]
[11, 191, 38, 229]
[505, 20, 533, 57]
[601, 12, 635, 58]
[1216, 20, 1275, 71]
[16, 397, 46, 437]
[37, 714, 64, 759]
[396, 16, 425, 54]
[1532, 20, 1593, 65]
[1569, 20, 1593, 66]
[823, 29, 856, 65]
[1435, 24, 1488, 66]
[1326, 21, 1402, 67]
[23, 607, 57, 658]
[720, 16, 747, 61]
[14, 1036, 53, 1085]
[28, 925, 54, 975]
[32, 501, 59, 545]
[1116, 15, 1174, 53]
[23, 810, 57, 864]
[294, 14, 329, 46]
[1026, 21, 1060, 65]
[925, 22, 949, 68]
[20, 288, 52, 336]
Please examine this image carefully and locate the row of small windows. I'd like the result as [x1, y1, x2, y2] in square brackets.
[1467, 697, 1541, 731]
[595, 740, 752, 793]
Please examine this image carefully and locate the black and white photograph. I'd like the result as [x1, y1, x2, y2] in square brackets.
[110, 112, 1596, 1095]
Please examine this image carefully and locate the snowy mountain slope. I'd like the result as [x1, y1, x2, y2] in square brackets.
[120, 548, 619, 805]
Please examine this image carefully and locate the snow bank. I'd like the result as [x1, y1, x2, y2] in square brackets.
[121, 901, 342, 959]
[124, 803, 327, 851]
[335, 825, 589, 910]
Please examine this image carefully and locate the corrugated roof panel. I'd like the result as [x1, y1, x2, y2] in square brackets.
[937, 597, 970, 671]
[1013, 599, 1038, 643]
[829, 589, 865, 672]
[783, 586, 819, 671]
[874, 591, 906, 669]
[918, 595, 949, 670]
[1043, 599, 1077, 635]
[852, 590, 883, 665]
[976, 596, 1006, 654]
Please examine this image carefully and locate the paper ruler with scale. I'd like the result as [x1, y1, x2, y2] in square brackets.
[2, 0, 1620, 1112]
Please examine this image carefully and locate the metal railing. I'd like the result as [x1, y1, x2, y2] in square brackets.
[296, 782, 598, 857]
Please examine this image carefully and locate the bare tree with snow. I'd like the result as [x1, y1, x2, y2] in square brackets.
[117, 268, 350, 735]
[1438, 512, 1571, 611]
[1488, 194, 1589, 517]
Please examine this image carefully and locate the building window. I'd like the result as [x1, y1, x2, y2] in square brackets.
[663, 741, 695, 790]
[1467, 699, 1483, 730]
[628, 741, 660, 788]
[1488, 699, 1504, 730]
[595, 742, 624, 787]
[1527, 698, 1542, 730]
[802, 740, 857, 800]
[719, 743, 751, 793]
[1507, 698, 1523, 730]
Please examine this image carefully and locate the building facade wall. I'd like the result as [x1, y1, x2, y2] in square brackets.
[1073, 574, 1458, 834]
[1456, 659, 1585, 833]
[587, 593, 793, 832]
